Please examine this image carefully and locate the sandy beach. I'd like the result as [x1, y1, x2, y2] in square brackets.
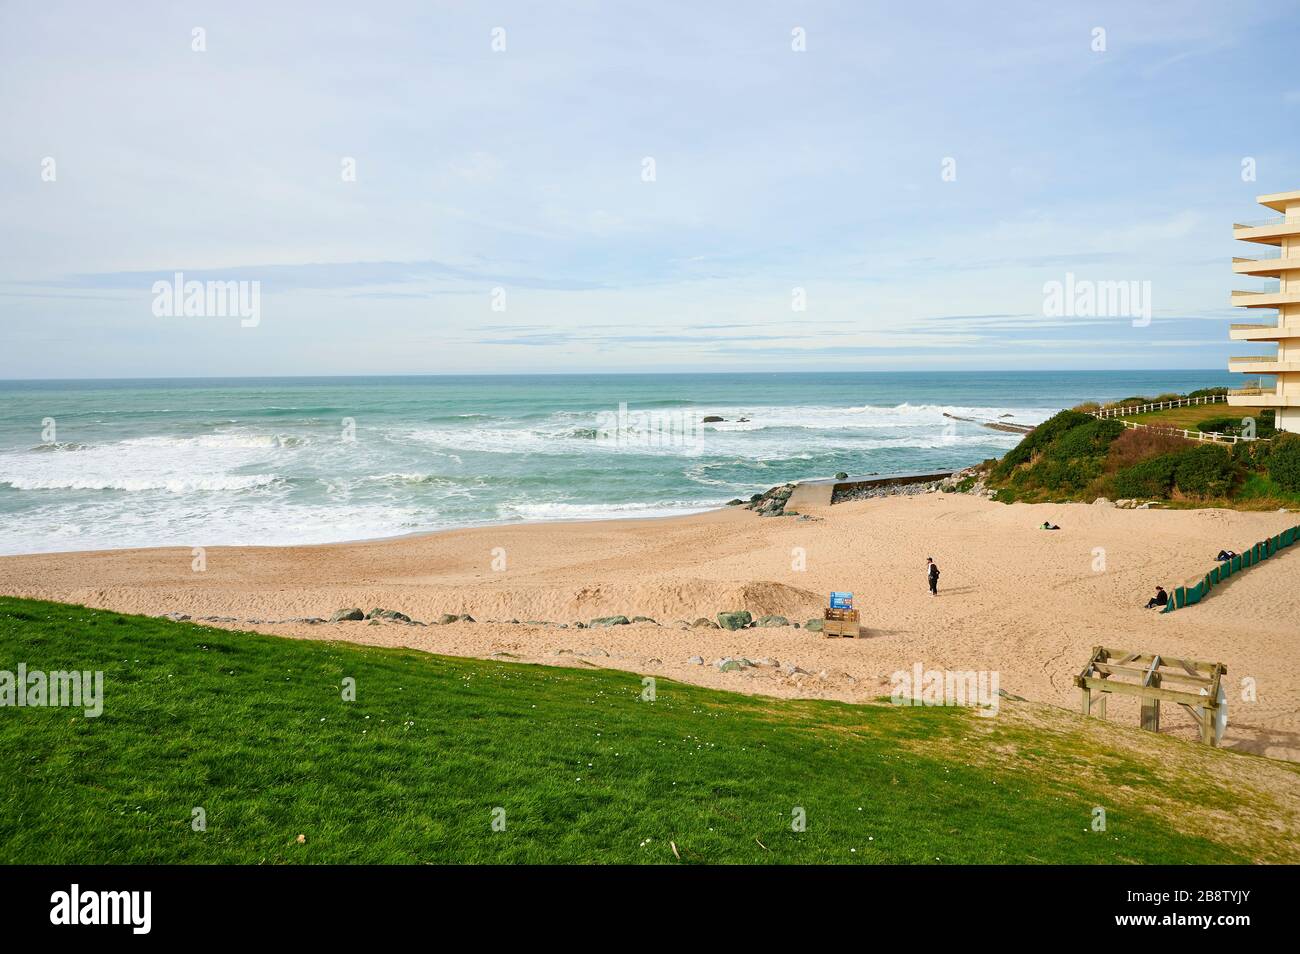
[2, 493, 1297, 761]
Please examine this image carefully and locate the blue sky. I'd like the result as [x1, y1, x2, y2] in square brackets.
[1, 0, 1298, 378]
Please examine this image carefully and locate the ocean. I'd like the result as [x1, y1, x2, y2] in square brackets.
[0, 370, 1234, 555]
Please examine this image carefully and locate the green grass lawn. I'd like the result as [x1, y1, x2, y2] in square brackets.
[1122, 404, 1234, 430]
[0, 597, 1291, 864]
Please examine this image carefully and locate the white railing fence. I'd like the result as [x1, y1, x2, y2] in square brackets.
[1102, 418, 1267, 446]
[1092, 394, 1226, 418]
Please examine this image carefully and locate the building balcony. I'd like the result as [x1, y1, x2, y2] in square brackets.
[1228, 355, 1300, 374]
[1227, 388, 1300, 408]
[1230, 288, 1300, 308]
[1233, 217, 1300, 245]
[1229, 322, 1300, 342]
[1233, 255, 1300, 277]
[1258, 190, 1300, 213]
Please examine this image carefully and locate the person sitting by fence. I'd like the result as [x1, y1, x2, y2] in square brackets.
[1215, 549, 1238, 562]
[1145, 586, 1169, 609]
[1040, 521, 1060, 530]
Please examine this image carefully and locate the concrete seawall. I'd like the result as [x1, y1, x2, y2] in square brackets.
[784, 470, 956, 511]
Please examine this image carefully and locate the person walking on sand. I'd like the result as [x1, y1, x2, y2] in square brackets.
[927, 557, 940, 597]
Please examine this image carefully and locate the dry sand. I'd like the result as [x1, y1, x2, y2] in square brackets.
[2, 493, 1298, 761]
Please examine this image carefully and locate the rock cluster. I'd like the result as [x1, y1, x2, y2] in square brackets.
[744, 483, 797, 517]
[832, 480, 943, 503]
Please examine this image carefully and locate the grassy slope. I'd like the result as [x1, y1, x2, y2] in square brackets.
[1123, 404, 1234, 430]
[1, 598, 1296, 864]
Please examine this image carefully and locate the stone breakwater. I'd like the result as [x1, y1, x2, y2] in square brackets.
[831, 467, 992, 504]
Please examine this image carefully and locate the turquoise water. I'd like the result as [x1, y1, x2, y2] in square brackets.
[0, 371, 1233, 555]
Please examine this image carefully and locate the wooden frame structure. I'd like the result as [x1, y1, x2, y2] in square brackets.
[1075, 647, 1226, 746]
[822, 607, 860, 638]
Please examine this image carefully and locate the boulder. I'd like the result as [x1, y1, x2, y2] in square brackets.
[1092, 497, 1115, 508]
[457, 614, 476, 623]
[366, 608, 412, 623]
[702, 415, 725, 423]
[329, 608, 365, 623]
[687, 656, 705, 666]
[803, 618, 824, 632]
[692, 617, 720, 629]
[726, 498, 745, 506]
[589, 615, 630, 627]
[757, 614, 789, 628]
[436, 613, 460, 625]
[631, 616, 657, 624]
[835, 471, 848, 480]
[715, 657, 750, 672]
[717, 610, 753, 631]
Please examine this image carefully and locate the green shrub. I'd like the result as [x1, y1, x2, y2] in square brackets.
[1171, 444, 1238, 497]
[993, 410, 1094, 478]
[1194, 410, 1275, 439]
[1270, 433, 1300, 492]
[1050, 418, 1125, 460]
[1232, 438, 1273, 469]
[1188, 387, 1229, 398]
[1113, 453, 1178, 498]
[1106, 428, 1193, 471]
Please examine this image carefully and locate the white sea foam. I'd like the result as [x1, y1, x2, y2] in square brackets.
[497, 500, 715, 522]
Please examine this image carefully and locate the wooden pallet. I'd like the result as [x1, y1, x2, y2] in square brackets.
[822, 607, 860, 638]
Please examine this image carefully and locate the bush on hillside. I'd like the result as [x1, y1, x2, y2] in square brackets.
[991, 413, 1124, 496]
[1188, 387, 1229, 398]
[1232, 437, 1273, 469]
[1111, 444, 1238, 500]
[1171, 444, 1238, 498]
[1194, 410, 1276, 439]
[1112, 454, 1179, 498]
[1270, 433, 1300, 492]
[1103, 395, 1154, 410]
[992, 410, 1095, 478]
[1105, 428, 1194, 471]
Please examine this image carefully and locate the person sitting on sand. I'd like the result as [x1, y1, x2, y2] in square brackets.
[1040, 521, 1060, 530]
[1145, 586, 1168, 609]
[1215, 549, 1238, 562]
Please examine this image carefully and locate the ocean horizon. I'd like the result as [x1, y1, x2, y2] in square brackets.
[0, 369, 1236, 555]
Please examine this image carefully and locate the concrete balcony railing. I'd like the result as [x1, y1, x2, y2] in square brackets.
[1231, 289, 1300, 308]
[1228, 389, 1300, 408]
[1229, 322, 1300, 341]
[1232, 255, 1300, 276]
[1229, 355, 1300, 373]
[1233, 218, 1300, 244]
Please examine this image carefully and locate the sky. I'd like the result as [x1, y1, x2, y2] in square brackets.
[1, 0, 1298, 378]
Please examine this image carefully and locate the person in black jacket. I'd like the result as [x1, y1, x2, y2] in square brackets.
[927, 557, 940, 597]
[1145, 586, 1168, 609]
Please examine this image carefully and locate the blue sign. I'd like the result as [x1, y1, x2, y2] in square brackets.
[829, 591, 853, 609]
